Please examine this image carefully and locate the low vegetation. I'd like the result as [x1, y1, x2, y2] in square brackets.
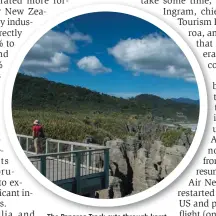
[13, 110, 129, 144]
[161, 129, 183, 147]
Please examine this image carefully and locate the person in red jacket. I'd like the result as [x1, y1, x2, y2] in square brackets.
[32, 120, 45, 154]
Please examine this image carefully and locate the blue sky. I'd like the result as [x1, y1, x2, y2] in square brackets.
[20, 12, 199, 100]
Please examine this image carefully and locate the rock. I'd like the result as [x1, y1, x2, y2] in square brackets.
[126, 122, 138, 133]
[100, 123, 193, 198]
[109, 176, 123, 198]
[106, 139, 127, 176]
[132, 148, 149, 192]
[105, 139, 134, 196]
[161, 145, 188, 178]
[96, 176, 123, 198]
[125, 136, 141, 152]
[145, 141, 165, 187]
[178, 133, 191, 148]
[95, 189, 108, 199]
[103, 136, 111, 146]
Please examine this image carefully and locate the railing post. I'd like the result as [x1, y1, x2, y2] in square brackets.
[70, 145, 74, 176]
[45, 139, 48, 154]
[57, 142, 60, 159]
[104, 149, 109, 188]
[70, 145, 73, 163]
[88, 147, 92, 169]
[86, 147, 90, 175]
[26, 138, 29, 153]
[40, 155, 46, 177]
[75, 152, 81, 194]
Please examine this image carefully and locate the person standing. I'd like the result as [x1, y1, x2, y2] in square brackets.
[32, 120, 45, 154]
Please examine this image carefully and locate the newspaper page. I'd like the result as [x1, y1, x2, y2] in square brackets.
[0, 0, 214, 215]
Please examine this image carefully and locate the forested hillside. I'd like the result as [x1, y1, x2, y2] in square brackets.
[12, 74, 199, 120]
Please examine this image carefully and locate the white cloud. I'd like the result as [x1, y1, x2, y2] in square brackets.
[67, 31, 92, 43]
[21, 30, 92, 75]
[77, 56, 112, 74]
[22, 53, 70, 75]
[108, 34, 195, 82]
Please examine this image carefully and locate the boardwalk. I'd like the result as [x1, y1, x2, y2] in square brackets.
[19, 134, 110, 195]
[27, 152, 104, 182]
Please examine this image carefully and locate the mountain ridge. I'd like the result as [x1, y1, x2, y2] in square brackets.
[170, 97, 199, 105]
[12, 73, 199, 121]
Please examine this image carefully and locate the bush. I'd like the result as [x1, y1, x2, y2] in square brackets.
[161, 129, 182, 147]
[12, 109, 128, 145]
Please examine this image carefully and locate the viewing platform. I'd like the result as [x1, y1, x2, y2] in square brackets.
[17, 134, 110, 197]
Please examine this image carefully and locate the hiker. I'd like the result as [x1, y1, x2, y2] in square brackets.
[32, 120, 45, 154]
[84, 135, 93, 144]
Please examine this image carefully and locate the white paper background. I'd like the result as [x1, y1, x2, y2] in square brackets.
[0, 0, 213, 215]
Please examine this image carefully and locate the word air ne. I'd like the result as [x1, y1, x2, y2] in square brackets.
[5, 7, 45, 15]
[189, 178, 216, 187]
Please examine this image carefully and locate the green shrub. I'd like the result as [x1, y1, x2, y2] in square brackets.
[180, 127, 192, 135]
[161, 129, 182, 147]
[12, 109, 128, 145]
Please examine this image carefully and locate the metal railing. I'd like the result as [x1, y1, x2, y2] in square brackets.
[28, 148, 109, 178]
[17, 134, 110, 194]
[17, 134, 106, 154]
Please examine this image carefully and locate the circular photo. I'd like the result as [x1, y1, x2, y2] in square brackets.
[12, 12, 199, 199]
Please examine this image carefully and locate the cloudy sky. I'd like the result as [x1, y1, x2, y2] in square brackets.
[20, 12, 199, 99]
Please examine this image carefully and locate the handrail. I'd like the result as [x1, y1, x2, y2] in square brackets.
[17, 134, 105, 149]
[28, 148, 109, 158]
[18, 133, 110, 194]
